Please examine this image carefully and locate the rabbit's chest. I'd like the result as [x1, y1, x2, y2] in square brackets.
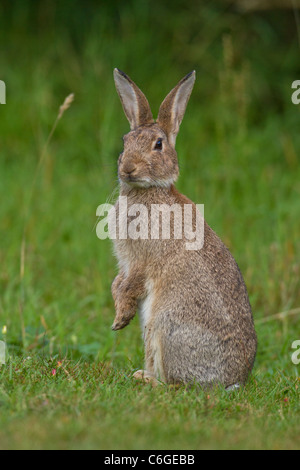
[137, 278, 154, 332]
[112, 198, 152, 266]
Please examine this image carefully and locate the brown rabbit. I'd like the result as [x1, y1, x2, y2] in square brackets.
[110, 68, 257, 389]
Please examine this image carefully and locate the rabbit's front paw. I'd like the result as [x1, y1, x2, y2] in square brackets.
[111, 273, 125, 302]
[111, 306, 136, 330]
[111, 314, 131, 330]
[112, 296, 137, 331]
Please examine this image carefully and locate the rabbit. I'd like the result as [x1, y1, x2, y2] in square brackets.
[110, 68, 257, 389]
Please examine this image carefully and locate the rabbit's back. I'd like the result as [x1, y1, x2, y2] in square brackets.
[146, 222, 256, 386]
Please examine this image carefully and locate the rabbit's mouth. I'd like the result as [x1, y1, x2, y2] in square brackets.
[120, 174, 152, 188]
[120, 175, 176, 189]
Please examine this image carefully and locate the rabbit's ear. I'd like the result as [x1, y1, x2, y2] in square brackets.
[114, 68, 154, 130]
[157, 71, 196, 147]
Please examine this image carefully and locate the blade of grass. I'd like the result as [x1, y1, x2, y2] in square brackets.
[19, 93, 75, 349]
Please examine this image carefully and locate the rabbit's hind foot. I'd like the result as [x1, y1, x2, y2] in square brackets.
[225, 383, 240, 392]
[132, 370, 160, 387]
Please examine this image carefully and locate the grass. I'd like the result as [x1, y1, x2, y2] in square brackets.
[0, 0, 299, 450]
[0, 356, 299, 450]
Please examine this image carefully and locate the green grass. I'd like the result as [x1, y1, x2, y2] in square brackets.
[0, 356, 299, 450]
[0, 0, 300, 450]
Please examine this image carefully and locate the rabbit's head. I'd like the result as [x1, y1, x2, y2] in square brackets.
[114, 69, 195, 189]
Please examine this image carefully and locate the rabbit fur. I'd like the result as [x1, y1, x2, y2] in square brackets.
[110, 68, 257, 389]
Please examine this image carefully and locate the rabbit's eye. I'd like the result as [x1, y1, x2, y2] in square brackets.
[154, 138, 163, 150]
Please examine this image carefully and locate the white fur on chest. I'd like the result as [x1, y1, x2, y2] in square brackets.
[138, 279, 165, 381]
[138, 279, 154, 335]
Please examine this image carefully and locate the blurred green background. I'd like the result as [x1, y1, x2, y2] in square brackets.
[0, 0, 300, 449]
[0, 0, 299, 449]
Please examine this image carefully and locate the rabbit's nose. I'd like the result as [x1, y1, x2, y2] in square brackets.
[123, 163, 137, 176]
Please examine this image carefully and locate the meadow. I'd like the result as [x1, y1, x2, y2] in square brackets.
[0, 0, 299, 449]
